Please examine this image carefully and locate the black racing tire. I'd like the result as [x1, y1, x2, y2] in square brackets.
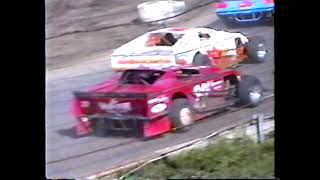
[237, 75, 263, 108]
[245, 36, 269, 63]
[193, 54, 211, 66]
[94, 119, 107, 137]
[169, 98, 195, 132]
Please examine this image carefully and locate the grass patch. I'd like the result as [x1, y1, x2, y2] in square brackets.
[126, 137, 274, 179]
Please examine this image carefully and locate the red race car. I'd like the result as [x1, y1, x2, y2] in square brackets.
[73, 66, 264, 138]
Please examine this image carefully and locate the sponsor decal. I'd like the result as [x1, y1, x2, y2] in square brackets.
[148, 96, 169, 104]
[239, 1, 253, 9]
[98, 99, 132, 112]
[193, 80, 224, 97]
[118, 59, 171, 64]
[151, 103, 167, 113]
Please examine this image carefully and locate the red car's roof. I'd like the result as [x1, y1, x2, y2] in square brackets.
[88, 66, 240, 93]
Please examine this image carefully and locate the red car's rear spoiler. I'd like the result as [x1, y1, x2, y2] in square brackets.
[73, 91, 149, 99]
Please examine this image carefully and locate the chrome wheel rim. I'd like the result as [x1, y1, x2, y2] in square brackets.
[249, 85, 262, 104]
[257, 43, 267, 58]
[179, 107, 193, 126]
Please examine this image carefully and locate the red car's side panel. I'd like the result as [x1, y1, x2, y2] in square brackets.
[73, 100, 93, 135]
[75, 120, 93, 136]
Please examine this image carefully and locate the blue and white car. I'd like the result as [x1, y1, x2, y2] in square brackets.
[215, 0, 274, 25]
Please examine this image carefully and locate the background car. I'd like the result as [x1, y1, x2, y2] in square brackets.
[73, 66, 264, 138]
[110, 27, 269, 71]
[215, 0, 274, 26]
[137, 0, 186, 23]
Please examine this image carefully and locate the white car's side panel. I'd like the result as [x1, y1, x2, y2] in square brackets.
[174, 31, 203, 64]
[110, 27, 250, 69]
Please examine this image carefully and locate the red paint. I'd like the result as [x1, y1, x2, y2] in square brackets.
[72, 67, 242, 137]
[75, 119, 93, 136]
[143, 117, 172, 137]
[208, 50, 224, 59]
[240, 1, 253, 8]
[215, 2, 228, 9]
[264, 0, 274, 3]
[169, 27, 190, 31]
[146, 36, 162, 46]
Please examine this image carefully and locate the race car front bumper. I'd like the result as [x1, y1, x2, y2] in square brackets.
[217, 8, 274, 22]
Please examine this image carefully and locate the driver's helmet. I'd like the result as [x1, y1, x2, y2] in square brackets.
[164, 33, 177, 44]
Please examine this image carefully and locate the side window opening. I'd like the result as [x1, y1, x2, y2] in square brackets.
[121, 70, 165, 85]
[235, 38, 244, 48]
[175, 69, 200, 80]
[199, 32, 211, 40]
[235, 38, 245, 55]
[145, 33, 183, 47]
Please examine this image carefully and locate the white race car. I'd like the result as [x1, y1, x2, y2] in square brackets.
[110, 27, 269, 71]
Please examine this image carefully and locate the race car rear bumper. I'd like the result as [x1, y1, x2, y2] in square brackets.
[75, 114, 172, 137]
[217, 8, 274, 22]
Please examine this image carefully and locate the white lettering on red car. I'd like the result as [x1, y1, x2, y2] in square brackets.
[98, 100, 132, 112]
[193, 80, 224, 97]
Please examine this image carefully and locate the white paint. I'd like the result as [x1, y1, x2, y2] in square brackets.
[80, 117, 89, 122]
[148, 96, 169, 104]
[151, 103, 167, 113]
[193, 80, 224, 97]
[179, 107, 193, 125]
[111, 27, 249, 69]
[98, 102, 132, 112]
[213, 84, 223, 90]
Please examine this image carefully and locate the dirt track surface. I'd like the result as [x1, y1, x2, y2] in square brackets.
[45, 0, 213, 70]
[46, 1, 274, 179]
[46, 0, 150, 70]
